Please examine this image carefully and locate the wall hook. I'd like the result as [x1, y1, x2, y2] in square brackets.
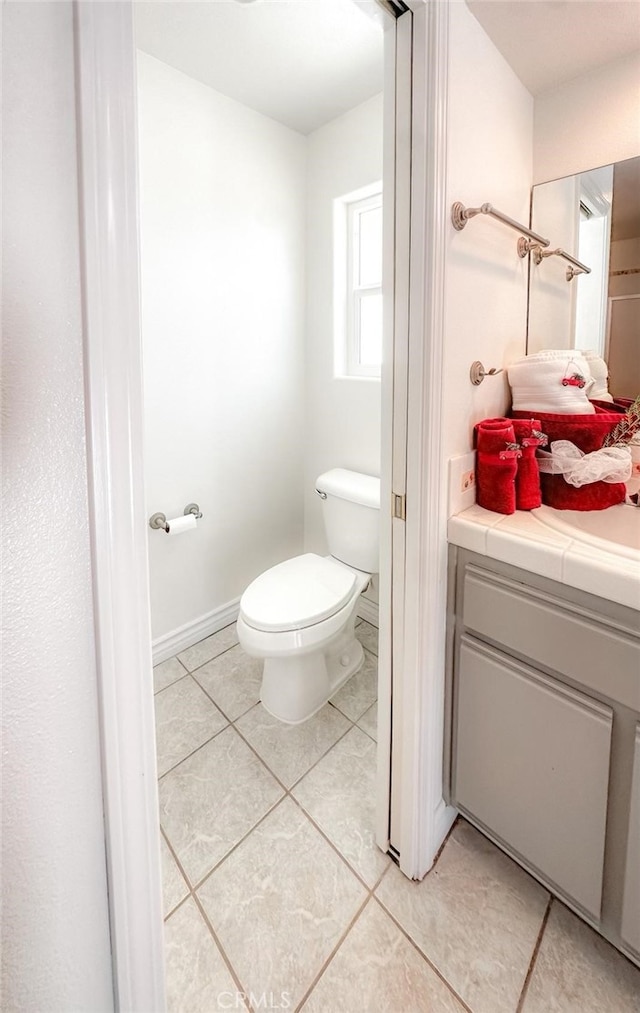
[470, 361, 504, 386]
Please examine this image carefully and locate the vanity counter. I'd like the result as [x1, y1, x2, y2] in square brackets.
[448, 503, 640, 611]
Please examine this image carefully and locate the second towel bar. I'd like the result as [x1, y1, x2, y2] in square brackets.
[531, 245, 591, 280]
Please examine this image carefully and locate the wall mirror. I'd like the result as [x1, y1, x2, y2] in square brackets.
[527, 155, 640, 399]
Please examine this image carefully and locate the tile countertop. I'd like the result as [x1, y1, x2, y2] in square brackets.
[447, 503, 640, 612]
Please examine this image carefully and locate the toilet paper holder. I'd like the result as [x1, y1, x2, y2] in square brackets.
[149, 503, 203, 532]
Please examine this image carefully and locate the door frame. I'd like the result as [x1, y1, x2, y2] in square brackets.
[74, 1, 452, 1008]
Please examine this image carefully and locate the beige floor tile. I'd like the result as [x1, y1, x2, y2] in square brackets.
[160, 833, 189, 918]
[192, 644, 262, 721]
[330, 648, 377, 722]
[522, 900, 640, 1013]
[177, 623, 239, 672]
[376, 819, 549, 1013]
[197, 797, 367, 1009]
[164, 897, 237, 1013]
[159, 726, 284, 885]
[154, 676, 228, 777]
[356, 700, 378, 741]
[235, 702, 350, 788]
[301, 898, 466, 1013]
[293, 727, 389, 887]
[154, 656, 188, 694]
[356, 620, 379, 657]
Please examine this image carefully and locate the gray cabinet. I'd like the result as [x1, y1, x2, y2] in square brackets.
[447, 549, 640, 964]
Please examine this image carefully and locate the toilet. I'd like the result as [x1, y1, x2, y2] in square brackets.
[236, 468, 380, 724]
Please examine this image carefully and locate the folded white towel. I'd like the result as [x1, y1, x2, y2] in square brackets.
[581, 350, 613, 402]
[508, 351, 595, 415]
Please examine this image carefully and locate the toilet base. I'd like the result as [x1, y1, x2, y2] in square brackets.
[260, 629, 364, 725]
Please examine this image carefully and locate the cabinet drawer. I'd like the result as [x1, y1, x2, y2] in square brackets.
[462, 565, 640, 710]
[454, 636, 612, 918]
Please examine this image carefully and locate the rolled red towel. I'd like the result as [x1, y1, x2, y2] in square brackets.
[512, 418, 545, 510]
[475, 418, 519, 514]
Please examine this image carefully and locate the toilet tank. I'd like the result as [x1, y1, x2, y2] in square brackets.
[315, 468, 380, 573]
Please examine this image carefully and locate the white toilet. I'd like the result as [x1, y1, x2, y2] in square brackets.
[236, 468, 380, 724]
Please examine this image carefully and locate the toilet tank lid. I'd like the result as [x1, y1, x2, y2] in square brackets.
[316, 469, 380, 509]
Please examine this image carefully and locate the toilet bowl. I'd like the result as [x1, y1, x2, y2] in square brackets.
[237, 469, 380, 724]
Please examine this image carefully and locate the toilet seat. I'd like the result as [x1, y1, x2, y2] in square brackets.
[240, 553, 357, 633]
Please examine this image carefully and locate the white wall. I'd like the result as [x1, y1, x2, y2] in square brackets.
[138, 53, 307, 642]
[303, 94, 383, 582]
[444, 1, 534, 464]
[534, 51, 640, 184]
[1, 3, 114, 1009]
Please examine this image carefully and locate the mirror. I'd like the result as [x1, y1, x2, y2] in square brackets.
[527, 155, 640, 399]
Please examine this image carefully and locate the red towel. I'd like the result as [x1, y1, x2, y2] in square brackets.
[512, 418, 545, 510]
[511, 409, 626, 510]
[474, 418, 519, 514]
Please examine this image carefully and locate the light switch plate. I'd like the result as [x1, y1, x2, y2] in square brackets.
[449, 451, 476, 516]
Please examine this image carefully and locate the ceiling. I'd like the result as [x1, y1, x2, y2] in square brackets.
[134, 0, 385, 135]
[467, 0, 640, 96]
[134, 1, 640, 135]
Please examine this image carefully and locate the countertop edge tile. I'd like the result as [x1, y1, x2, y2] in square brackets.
[449, 507, 639, 612]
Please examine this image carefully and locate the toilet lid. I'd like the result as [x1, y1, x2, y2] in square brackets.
[240, 553, 357, 633]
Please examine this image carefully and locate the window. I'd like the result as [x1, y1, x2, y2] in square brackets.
[334, 185, 383, 378]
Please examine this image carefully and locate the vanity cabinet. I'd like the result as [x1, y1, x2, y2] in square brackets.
[446, 548, 640, 963]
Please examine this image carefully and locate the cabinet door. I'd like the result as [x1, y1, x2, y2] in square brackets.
[454, 636, 612, 918]
[621, 724, 640, 954]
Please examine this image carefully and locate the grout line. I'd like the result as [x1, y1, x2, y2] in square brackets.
[191, 795, 289, 895]
[156, 716, 232, 781]
[515, 894, 553, 1013]
[294, 894, 373, 1012]
[177, 625, 240, 675]
[186, 638, 241, 676]
[286, 792, 382, 896]
[153, 669, 192, 697]
[153, 655, 190, 694]
[191, 675, 259, 726]
[286, 721, 357, 792]
[370, 894, 474, 1013]
[191, 891, 253, 1012]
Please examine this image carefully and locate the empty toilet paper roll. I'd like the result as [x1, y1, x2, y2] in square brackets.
[167, 513, 197, 535]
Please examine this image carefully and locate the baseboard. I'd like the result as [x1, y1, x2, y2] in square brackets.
[357, 594, 379, 628]
[152, 598, 241, 665]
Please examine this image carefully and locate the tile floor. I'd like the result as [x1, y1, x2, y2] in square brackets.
[154, 620, 640, 1013]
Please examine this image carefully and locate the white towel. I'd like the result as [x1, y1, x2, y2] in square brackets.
[507, 350, 595, 415]
[581, 350, 613, 402]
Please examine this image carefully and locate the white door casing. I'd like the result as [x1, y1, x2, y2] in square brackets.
[74, 3, 166, 1009]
